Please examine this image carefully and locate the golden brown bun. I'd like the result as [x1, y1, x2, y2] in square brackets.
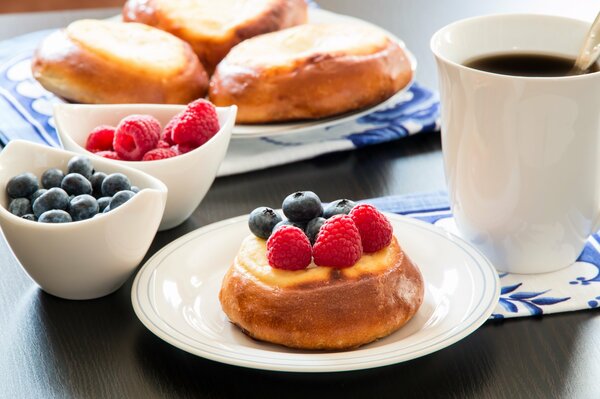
[209, 23, 413, 123]
[31, 19, 208, 104]
[219, 235, 424, 350]
[123, 0, 308, 74]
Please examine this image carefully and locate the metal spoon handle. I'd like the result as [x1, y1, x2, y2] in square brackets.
[574, 12, 600, 73]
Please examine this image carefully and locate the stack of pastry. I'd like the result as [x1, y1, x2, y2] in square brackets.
[31, 0, 414, 123]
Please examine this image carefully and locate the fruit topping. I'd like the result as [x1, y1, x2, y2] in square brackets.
[248, 207, 282, 239]
[323, 199, 356, 219]
[282, 191, 323, 222]
[113, 114, 161, 161]
[266, 225, 312, 270]
[305, 217, 326, 244]
[7, 172, 38, 199]
[142, 148, 178, 161]
[349, 204, 393, 253]
[312, 215, 363, 268]
[85, 125, 115, 153]
[273, 219, 307, 233]
[164, 99, 220, 147]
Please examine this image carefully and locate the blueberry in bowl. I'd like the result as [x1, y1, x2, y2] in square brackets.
[0, 140, 168, 300]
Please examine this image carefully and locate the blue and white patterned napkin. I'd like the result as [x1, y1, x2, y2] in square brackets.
[367, 191, 600, 319]
[0, 28, 440, 176]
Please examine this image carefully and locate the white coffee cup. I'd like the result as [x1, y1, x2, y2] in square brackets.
[431, 14, 600, 274]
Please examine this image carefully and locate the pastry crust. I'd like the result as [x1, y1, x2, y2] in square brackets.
[123, 0, 308, 73]
[31, 19, 208, 104]
[209, 23, 413, 123]
[219, 235, 424, 350]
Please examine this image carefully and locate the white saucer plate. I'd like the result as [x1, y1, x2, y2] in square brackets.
[231, 8, 417, 138]
[131, 213, 499, 372]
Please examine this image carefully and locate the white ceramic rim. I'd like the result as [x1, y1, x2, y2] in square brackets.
[231, 8, 417, 138]
[131, 213, 500, 373]
[430, 13, 600, 81]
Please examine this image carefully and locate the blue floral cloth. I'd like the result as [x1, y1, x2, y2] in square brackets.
[0, 26, 440, 176]
[367, 191, 600, 319]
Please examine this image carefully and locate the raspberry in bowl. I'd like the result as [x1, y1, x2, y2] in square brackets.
[219, 191, 425, 350]
[54, 101, 237, 230]
[0, 140, 167, 300]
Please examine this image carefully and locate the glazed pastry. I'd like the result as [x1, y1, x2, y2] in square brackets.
[219, 235, 424, 350]
[123, 0, 308, 73]
[209, 23, 413, 123]
[31, 19, 208, 104]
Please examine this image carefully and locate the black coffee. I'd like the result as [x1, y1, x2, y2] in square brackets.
[463, 52, 600, 77]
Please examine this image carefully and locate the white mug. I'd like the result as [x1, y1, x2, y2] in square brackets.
[431, 14, 600, 274]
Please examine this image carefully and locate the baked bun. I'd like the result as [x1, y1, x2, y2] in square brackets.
[209, 23, 413, 123]
[219, 235, 424, 350]
[31, 19, 208, 104]
[123, 0, 308, 73]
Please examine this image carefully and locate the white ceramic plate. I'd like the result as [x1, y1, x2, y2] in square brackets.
[131, 213, 499, 372]
[231, 8, 417, 138]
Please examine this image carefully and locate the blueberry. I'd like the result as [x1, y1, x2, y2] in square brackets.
[109, 190, 135, 210]
[102, 173, 131, 197]
[69, 194, 99, 221]
[130, 186, 140, 193]
[22, 214, 36, 221]
[67, 155, 94, 180]
[323, 199, 357, 219]
[8, 198, 32, 217]
[282, 191, 323, 222]
[30, 189, 47, 205]
[33, 187, 69, 218]
[38, 209, 72, 223]
[97, 197, 111, 212]
[273, 219, 307, 232]
[248, 207, 282, 239]
[6, 172, 38, 199]
[61, 173, 92, 196]
[306, 217, 326, 244]
[89, 172, 107, 198]
[41, 168, 64, 189]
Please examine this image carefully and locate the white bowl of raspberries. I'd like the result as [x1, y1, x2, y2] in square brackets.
[54, 100, 237, 230]
[0, 140, 168, 300]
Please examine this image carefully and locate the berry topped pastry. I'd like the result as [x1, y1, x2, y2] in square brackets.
[219, 192, 425, 350]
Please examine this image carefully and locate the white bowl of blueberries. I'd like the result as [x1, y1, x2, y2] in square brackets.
[0, 140, 168, 300]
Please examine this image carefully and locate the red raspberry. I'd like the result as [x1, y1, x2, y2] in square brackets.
[164, 99, 220, 146]
[156, 140, 171, 149]
[142, 148, 178, 161]
[160, 124, 175, 145]
[313, 215, 362, 268]
[95, 150, 121, 160]
[266, 225, 312, 270]
[171, 143, 196, 155]
[349, 204, 393, 253]
[113, 114, 161, 161]
[85, 125, 115, 152]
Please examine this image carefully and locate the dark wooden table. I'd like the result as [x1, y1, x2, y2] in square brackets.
[1, 1, 599, 398]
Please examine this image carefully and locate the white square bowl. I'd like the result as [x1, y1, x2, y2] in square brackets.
[0, 140, 168, 300]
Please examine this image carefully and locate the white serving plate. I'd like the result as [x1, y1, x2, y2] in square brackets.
[231, 8, 417, 138]
[131, 213, 499, 372]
